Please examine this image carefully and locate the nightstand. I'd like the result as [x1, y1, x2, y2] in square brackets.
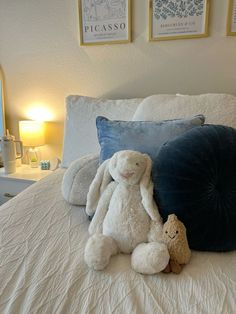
[0, 165, 51, 205]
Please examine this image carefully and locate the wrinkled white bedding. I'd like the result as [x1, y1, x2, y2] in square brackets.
[1, 170, 236, 314]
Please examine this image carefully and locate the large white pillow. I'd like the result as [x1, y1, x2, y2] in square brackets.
[62, 95, 142, 168]
[133, 94, 236, 127]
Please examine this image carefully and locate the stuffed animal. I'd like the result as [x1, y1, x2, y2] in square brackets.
[162, 214, 191, 274]
[84, 150, 170, 274]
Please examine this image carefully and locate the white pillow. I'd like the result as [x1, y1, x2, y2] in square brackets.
[62, 95, 142, 168]
[133, 93, 236, 127]
[61, 154, 99, 206]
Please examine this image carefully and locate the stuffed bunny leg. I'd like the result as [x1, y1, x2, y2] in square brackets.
[131, 204, 168, 275]
[88, 181, 117, 235]
[84, 234, 118, 271]
[131, 242, 169, 275]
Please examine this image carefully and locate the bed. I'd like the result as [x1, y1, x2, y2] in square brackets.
[1, 94, 236, 314]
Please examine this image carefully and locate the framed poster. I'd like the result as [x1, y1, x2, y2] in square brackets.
[149, 0, 210, 41]
[0, 67, 5, 138]
[79, 0, 131, 45]
[227, 0, 236, 36]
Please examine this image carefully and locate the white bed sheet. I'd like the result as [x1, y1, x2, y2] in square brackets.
[0, 170, 236, 314]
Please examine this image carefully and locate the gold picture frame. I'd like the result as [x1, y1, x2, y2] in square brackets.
[227, 0, 236, 36]
[78, 0, 132, 46]
[149, 0, 210, 41]
[0, 66, 6, 138]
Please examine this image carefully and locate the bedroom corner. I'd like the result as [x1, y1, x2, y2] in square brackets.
[0, 0, 236, 313]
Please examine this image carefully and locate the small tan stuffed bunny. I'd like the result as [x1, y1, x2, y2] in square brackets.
[162, 214, 191, 274]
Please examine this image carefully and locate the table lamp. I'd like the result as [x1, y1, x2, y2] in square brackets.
[19, 120, 45, 167]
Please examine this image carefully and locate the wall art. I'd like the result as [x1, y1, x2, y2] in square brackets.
[227, 0, 236, 35]
[79, 0, 131, 45]
[0, 67, 5, 138]
[149, 0, 210, 41]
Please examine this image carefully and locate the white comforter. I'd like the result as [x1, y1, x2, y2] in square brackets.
[0, 170, 236, 314]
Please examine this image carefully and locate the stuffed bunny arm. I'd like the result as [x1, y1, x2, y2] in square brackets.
[141, 180, 162, 222]
[88, 181, 117, 235]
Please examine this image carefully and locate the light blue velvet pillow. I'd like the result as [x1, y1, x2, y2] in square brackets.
[96, 115, 205, 162]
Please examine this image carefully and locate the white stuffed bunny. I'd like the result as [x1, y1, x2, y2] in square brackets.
[84, 150, 169, 274]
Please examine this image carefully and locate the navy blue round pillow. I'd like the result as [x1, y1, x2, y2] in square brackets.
[153, 125, 236, 252]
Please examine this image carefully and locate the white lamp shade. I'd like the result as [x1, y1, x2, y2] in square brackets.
[19, 120, 45, 147]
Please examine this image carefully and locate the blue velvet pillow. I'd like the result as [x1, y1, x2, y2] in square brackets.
[96, 115, 205, 162]
[153, 125, 236, 252]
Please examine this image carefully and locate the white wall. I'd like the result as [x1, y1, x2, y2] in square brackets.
[0, 0, 235, 158]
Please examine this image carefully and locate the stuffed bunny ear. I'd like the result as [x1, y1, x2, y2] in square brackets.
[86, 159, 112, 216]
[140, 154, 162, 222]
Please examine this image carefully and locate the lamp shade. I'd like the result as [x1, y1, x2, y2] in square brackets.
[19, 120, 45, 147]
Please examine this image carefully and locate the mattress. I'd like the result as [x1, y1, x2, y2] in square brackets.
[0, 170, 236, 314]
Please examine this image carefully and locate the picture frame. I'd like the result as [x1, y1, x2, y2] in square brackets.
[78, 0, 132, 46]
[149, 0, 210, 41]
[0, 66, 5, 138]
[227, 0, 236, 36]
